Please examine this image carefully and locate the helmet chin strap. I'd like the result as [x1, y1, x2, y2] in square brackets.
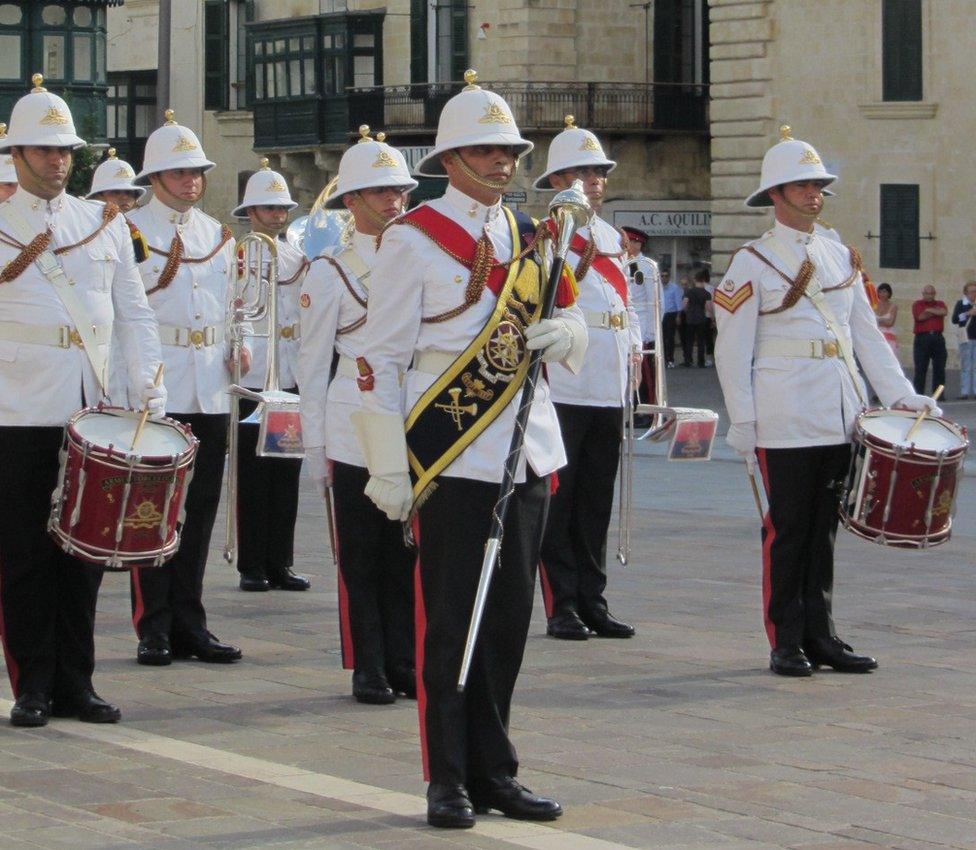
[448, 151, 513, 192]
[152, 172, 206, 210]
[781, 194, 821, 222]
[15, 148, 73, 197]
[350, 192, 402, 231]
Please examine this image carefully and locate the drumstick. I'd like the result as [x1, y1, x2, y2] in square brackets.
[747, 469, 765, 521]
[905, 384, 943, 443]
[131, 363, 165, 452]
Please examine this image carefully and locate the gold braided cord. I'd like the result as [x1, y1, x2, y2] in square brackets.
[314, 254, 367, 308]
[146, 224, 233, 296]
[336, 315, 367, 336]
[0, 203, 122, 284]
[278, 256, 308, 286]
[573, 236, 597, 281]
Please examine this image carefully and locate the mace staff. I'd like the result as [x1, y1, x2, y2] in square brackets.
[456, 180, 591, 692]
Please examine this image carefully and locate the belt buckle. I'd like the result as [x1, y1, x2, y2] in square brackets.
[824, 340, 838, 358]
[189, 329, 205, 348]
[69, 328, 84, 349]
[609, 313, 623, 330]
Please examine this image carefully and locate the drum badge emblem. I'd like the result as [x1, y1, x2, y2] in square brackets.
[124, 500, 164, 530]
[485, 320, 524, 373]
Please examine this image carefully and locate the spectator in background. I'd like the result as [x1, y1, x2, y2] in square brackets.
[911, 284, 948, 396]
[696, 268, 715, 367]
[874, 282, 899, 356]
[681, 274, 711, 368]
[660, 269, 682, 368]
[951, 281, 976, 399]
[678, 274, 693, 365]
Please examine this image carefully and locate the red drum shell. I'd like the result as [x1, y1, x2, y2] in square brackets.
[48, 407, 198, 569]
[840, 408, 968, 548]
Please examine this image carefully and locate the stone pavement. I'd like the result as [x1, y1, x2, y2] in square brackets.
[2, 368, 976, 849]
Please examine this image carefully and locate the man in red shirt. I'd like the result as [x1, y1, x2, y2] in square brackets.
[911, 285, 948, 395]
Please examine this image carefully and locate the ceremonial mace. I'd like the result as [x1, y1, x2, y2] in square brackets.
[456, 180, 591, 692]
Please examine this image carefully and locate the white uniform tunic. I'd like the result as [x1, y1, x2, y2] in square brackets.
[128, 196, 235, 414]
[241, 237, 304, 392]
[547, 215, 640, 407]
[298, 230, 375, 468]
[715, 220, 914, 448]
[625, 253, 661, 344]
[360, 185, 586, 484]
[0, 188, 161, 426]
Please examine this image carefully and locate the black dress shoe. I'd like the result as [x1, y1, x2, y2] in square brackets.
[352, 669, 396, 705]
[267, 568, 310, 591]
[546, 611, 590, 640]
[804, 636, 878, 673]
[387, 662, 417, 699]
[172, 633, 242, 663]
[770, 646, 813, 677]
[137, 635, 172, 666]
[238, 573, 270, 592]
[10, 693, 49, 728]
[469, 776, 562, 821]
[580, 610, 635, 638]
[426, 783, 475, 829]
[51, 690, 121, 724]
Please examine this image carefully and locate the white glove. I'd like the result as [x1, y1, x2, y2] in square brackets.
[525, 318, 572, 363]
[894, 394, 943, 417]
[726, 421, 757, 457]
[364, 472, 413, 522]
[139, 379, 167, 420]
[304, 446, 331, 499]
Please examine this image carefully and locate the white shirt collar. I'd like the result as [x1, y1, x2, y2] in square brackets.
[351, 229, 377, 257]
[772, 219, 816, 246]
[443, 184, 502, 224]
[9, 186, 66, 215]
[148, 194, 193, 226]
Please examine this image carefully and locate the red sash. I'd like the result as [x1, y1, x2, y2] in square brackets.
[400, 205, 575, 307]
[544, 219, 628, 305]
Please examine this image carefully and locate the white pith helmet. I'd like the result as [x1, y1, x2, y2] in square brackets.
[85, 148, 146, 200]
[0, 74, 86, 153]
[533, 115, 616, 190]
[414, 69, 533, 177]
[231, 157, 298, 219]
[324, 126, 419, 209]
[745, 124, 837, 208]
[0, 125, 16, 183]
[134, 108, 215, 186]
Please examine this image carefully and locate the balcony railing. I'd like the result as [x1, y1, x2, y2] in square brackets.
[346, 81, 709, 136]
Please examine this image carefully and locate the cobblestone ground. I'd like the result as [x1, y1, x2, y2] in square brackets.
[1, 369, 974, 849]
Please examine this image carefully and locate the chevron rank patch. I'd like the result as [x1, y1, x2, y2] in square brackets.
[713, 280, 753, 314]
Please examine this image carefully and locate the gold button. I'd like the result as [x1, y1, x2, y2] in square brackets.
[280, 326, 293, 340]
[454, 275, 462, 283]
[153, 267, 160, 273]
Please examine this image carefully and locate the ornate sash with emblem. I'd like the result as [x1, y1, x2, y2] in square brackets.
[400, 205, 555, 505]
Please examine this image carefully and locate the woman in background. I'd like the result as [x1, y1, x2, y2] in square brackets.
[874, 283, 899, 357]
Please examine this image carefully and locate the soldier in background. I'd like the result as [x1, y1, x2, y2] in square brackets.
[86, 148, 145, 213]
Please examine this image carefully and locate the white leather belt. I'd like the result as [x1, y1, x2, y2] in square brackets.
[584, 310, 629, 330]
[279, 322, 300, 341]
[757, 338, 841, 359]
[412, 350, 458, 375]
[159, 324, 222, 348]
[0, 321, 110, 349]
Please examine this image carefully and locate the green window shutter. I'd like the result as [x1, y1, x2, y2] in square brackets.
[882, 0, 922, 101]
[204, 0, 229, 110]
[449, 0, 468, 83]
[410, 0, 427, 84]
[880, 184, 920, 270]
[653, 0, 681, 83]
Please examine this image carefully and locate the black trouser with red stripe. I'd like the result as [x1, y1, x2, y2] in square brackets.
[635, 342, 656, 406]
[756, 444, 850, 650]
[540, 403, 621, 620]
[416, 472, 548, 786]
[236, 393, 302, 582]
[331, 461, 414, 675]
[130, 413, 228, 646]
[0, 426, 103, 699]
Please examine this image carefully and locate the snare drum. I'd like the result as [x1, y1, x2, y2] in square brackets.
[840, 408, 968, 548]
[48, 406, 198, 569]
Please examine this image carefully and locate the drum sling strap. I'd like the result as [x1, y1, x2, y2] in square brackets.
[761, 234, 868, 407]
[0, 204, 109, 393]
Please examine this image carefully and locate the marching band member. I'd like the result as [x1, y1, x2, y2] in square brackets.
[353, 72, 584, 827]
[715, 126, 939, 677]
[536, 117, 640, 641]
[298, 127, 417, 704]
[231, 160, 310, 593]
[86, 148, 146, 213]
[0, 124, 18, 202]
[0, 75, 164, 726]
[128, 110, 243, 667]
[622, 225, 662, 416]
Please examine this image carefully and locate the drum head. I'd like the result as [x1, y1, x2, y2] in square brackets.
[860, 409, 965, 453]
[72, 410, 190, 458]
